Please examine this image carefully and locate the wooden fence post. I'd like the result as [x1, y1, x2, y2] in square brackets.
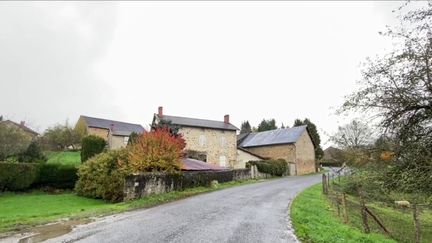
[413, 204, 421, 243]
[322, 174, 327, 194]
[358, 186, 370, 233]
[341, 192, 349, 224]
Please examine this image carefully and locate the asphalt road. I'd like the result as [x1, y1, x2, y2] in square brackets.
[47, 175, 321, 243]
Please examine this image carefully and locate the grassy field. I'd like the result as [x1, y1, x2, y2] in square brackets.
[291, 183, 395, 243]
[0, 179, 261, 233]
[328, 187, 432, 243]
[45, 151, 81, 165]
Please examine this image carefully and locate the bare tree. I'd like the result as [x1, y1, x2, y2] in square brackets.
[331, 120, 373, 149]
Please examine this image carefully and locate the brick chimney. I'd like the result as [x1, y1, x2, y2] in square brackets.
[158, 106, 163, 117]
[20, 121, 25, 126]
[224, 115, 229, 124]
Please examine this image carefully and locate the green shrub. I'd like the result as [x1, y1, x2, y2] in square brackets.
[75, 150, 130, 202]
[18, 140, 47, 163]
[36, 163, 78, 189]
[80, 135, 106, 162]
[247, 159, 288, 176]
[0, 162, 39, 191]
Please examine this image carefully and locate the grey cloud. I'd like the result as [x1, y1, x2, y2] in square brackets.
[0, 3, 119, 132]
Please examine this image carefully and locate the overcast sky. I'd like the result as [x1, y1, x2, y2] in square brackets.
[0, 1, 420, 146]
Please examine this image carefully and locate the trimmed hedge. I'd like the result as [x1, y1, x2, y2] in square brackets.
[36, 163, 78, 189]
[0, 162, 39, 191]
[246, 159, 288, 176]
[81, 135, 106, 162]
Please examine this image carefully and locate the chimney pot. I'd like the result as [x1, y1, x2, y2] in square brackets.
[224, 115, 229, 124]
[158, 106, 163, 117]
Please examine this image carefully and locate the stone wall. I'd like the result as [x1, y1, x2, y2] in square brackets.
[294, 130, 316, 175]
[109, 135, 127, 150]
[236, 149, 262, 169]
[179, 127, 237, 168]
[123, 167, 269, 201]
[245, 144, 296, 163]
[87, 127, 109, 140]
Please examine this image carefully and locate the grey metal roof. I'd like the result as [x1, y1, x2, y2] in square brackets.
[238, 125, 307, 148]
[81, 115, 145, 136]
[155, 114, 238, 131]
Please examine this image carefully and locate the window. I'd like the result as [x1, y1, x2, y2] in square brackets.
[123, 136, 129, 145]
[219, 156, 227, 167]
[199, 135, 206, 146]
[220, 136, 226, 148]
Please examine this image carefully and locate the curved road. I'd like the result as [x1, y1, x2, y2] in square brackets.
[47, 175, 321, 243]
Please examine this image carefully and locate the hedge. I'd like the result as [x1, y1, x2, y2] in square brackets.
[36, 163, 78, 189]
[81, 135, 106, 162]
[0, 162, 39, 191]
[246, 159, 288, 176]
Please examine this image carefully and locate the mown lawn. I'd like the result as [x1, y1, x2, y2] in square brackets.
[0, 179, 261, 233]
[45, 151, 81, 166]
[291, 183, 395, 243]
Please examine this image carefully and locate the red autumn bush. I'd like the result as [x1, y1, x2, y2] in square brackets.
[128, 128, 186, 173]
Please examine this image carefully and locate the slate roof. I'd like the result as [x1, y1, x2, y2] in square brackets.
[155, 114, 238, 131]
[181, 158, 228, 171]
[80, 115, 145, 136]
[238, 125, 308, 148]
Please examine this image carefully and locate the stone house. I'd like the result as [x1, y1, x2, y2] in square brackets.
[0, 120, 39, 139]
[152, 107, 239, 168]
[237, 125, 316, 175]
[75, 115, 145, 150]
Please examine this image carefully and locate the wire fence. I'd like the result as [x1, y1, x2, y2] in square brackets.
[322, 172, 432, 243]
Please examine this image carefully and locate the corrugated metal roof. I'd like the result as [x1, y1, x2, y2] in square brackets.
[81, 115, 145, 136]
[156, 114, 238, 131]
[238, 125, 307, 148]
[181, 158, 228, 171]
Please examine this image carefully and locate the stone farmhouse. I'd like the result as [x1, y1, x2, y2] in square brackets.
[0, 120, 39, 139]
[152, 107, 239, 168]
[237, 125, 316, 175]
[75, 115, 145, 150]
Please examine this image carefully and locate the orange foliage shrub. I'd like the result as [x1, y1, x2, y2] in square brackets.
[380, 151, 395, 161]
[128, 128, 186, 173]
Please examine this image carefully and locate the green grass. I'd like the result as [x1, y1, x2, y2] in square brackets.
[0, 179, 261, 233]
[291, 183, 395, 243]
[45, 151, 81, 166]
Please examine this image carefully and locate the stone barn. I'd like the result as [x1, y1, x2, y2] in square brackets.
[237, 125, 316, 175]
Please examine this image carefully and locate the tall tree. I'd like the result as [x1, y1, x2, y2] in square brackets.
[257, 119, 277, 132]
[240, 121, 252, 134]
[340, 3, 432, 194]
[0, 123, 31, 160]
[293, 118, 324, 160]
[341, 3, 432, 146]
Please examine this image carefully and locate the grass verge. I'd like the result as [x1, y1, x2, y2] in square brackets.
[0, 178, 262, 234]
[290, 183, 395, 243]
[45, 151, 81, 166]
